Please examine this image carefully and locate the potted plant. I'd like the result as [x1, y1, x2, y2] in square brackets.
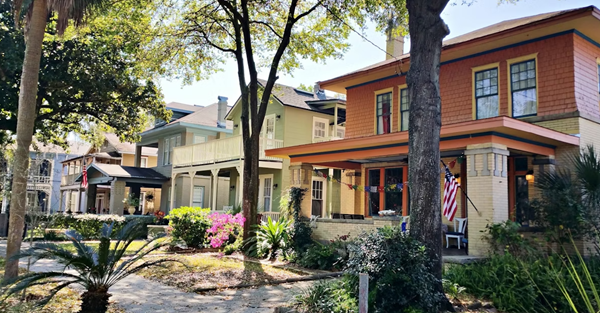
[123, 194, 140, 215]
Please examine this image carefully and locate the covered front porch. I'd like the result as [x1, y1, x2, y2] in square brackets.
[266, 116, 580, 256]
[75, 163, 168, 215]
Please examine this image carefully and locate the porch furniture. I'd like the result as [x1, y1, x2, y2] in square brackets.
[342, 214, 353, 219]
[353, 214, 365, 220]
[445, 218, 468, 249]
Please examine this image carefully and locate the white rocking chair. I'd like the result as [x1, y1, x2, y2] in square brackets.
[445, 217, 467, 249]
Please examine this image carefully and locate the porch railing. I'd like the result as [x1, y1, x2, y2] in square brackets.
[260, 211, 281, 223]
[61, 173, 79, 186]
[173, 135, 283, 167]
[313, 136, 344, 143]
[29, 175, 51, 185]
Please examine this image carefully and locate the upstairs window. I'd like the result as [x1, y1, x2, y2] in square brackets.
[313, 117, 328, 142]
[376, 92, 392, 134]
[475, 68, 499, 119]
[400, 88, 409, 131]
[510, 59, 537, 117]
[163, 134, 181, 165]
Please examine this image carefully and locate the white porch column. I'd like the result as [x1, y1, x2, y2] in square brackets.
[334, 105, 338, 138]
[58, 190, 63, 213]
[211, 169, 219, 210]
[109, 180, 126, 215]
[188, 171, 196, 207]
[236, 165, 243, 205]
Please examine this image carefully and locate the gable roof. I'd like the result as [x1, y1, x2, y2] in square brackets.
[76, 163, 167, 181]
[165, 102, 204, 113]
[28, 140, 90, 156]
[320, 5, 599, 89]
[99, 133, 158, 156]
[168, 102, 233, 129]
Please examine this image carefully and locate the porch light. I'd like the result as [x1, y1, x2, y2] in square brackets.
[230, 185, 235, 190]
[454, 173, 461, 185]
[276, 115, 281, 120]
[526, 170, 534, 183]
[273, 184, 279, 189]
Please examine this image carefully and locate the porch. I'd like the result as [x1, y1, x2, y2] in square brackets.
[266, 116, 580, 256]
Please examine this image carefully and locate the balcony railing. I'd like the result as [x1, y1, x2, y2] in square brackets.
[173, 135, 283, 167]
[61, 173, 80, 186]
[29, 175, 51, 185]
[313, 136, 345, 143]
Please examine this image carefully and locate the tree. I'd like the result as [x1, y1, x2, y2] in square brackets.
[405, 0, 451, 309]
[0, 2, 169, 147]
[153, 0, 357, 243]
[5, 0, 131, 280]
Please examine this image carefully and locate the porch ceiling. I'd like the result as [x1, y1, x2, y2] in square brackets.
[265, 116, 579, 166]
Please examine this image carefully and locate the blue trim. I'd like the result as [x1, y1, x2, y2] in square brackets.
[344, 30, 600, 91]
[289, 131, 556, 158]
[347, 73, 405, 90]
[574, 30, 600, 49]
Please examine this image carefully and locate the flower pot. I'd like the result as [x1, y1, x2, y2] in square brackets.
[128, 207, 136, 215]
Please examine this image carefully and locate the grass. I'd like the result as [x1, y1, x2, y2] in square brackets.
[56, 239, 166, 255]
[0, 258, 124, 313]
[137, 253, 305, 292]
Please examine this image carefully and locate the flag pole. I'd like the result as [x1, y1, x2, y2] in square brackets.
[440, 159, 480, 215]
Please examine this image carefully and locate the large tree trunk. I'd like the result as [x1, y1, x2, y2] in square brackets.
[4, 0, 48, 280]
[80, 290, 111, 313]
[242, 136, 259, 241]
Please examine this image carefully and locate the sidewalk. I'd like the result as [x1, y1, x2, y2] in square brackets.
[0, 241, 309, 313]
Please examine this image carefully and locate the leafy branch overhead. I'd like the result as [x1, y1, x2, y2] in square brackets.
[0, 2, 171, 146]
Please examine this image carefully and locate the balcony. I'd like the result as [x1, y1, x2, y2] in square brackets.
[61, 173, 79, 186]
[313, 136, 345, 143]
[173, 135, 283, 167]
[29, 175, 51, 185]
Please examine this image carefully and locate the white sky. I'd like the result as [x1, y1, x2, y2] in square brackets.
[158, 0, 597, 106]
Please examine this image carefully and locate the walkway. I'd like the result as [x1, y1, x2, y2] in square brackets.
[0, 241, 309, 312]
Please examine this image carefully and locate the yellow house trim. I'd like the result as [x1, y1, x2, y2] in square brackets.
[506, 53, 539, 118]
[374, 87, 394, 135]
[471, 62, 500, 120]
[397, 84, 408, 131]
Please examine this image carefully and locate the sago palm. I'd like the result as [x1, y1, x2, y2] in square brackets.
[4, 0, 107, 279]
[255, 217, 291, 260]
[2, 221, 179, 313]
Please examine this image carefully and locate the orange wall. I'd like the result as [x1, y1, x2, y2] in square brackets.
[573, 35, 600, 119]
[345, 33, 589, 138]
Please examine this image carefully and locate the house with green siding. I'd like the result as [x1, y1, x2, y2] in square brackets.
[170, 79, 346, 219]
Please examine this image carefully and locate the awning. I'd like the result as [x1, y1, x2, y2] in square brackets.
[266, 116, 579, 166]
[75, 163, 168, 187]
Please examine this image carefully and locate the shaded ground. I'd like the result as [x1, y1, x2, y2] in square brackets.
[138, 253, 305, 292]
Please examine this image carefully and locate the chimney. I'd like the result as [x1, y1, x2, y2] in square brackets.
[217, 96, 228, 128]
[386, 33, 405, 60]
[313, 83, 327, 100]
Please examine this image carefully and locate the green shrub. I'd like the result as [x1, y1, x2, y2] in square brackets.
[49, 214, 127, 240]
[287, 187, 313, 253]
[292, 277, 358, 313]
[484, 221, 541, 258]
[255, 217, 291, 260]
[299, 235, 350, 270]
[345, 226, 444, 313]
[165, 207, 211, 248]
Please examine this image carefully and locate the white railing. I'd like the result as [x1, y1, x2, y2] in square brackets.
[29, 175, 51, 185]
[61, 174, 79, 186]
[260, 211, 281, 223]
[313, 136, 345, 143]
[173, 135, 283, 167]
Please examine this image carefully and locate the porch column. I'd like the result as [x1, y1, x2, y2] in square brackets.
[58, 190, 63, 213]
[170, 174, 177, 211]
[236, 165, 243, 205]
[188, 171, 196, 207]
[134, 145, 143, 167]
[464, 143, 509, 256]
[211, 169, 219, 210]
[289, 163, 313, 218]
[86, 185, 97, 211]
[109, 180, 126, 215]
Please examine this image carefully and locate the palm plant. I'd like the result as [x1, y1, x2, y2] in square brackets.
[1, 221, 179, 313]
[4, 0, 107, 279]
[255, 217, 291, 260]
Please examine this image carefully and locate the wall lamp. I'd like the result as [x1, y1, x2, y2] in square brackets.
[230, 185, 235, 190]
[273, 184, 279, 189]
[276, 115, 281, 120]
[526, 170, 534, 183]
[234, 124, 239, 129]
[454, 173, 461, 185]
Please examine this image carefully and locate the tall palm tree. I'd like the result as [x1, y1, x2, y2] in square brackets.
[4, 0, 106, 279]
[2, 221, 180, 313]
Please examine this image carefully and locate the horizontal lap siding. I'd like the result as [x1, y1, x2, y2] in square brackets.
[345, 33, 579, 138]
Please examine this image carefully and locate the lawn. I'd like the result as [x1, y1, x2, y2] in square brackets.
[56, 239, 166, 255]
[0, 258, 125, 313]
[138, 253, 305, 293]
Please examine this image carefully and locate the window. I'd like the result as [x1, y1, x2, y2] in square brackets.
[376, 92, 392, 134]
[367, 166, 408, 217]
[510, 59, 537, 117]
[400, 88, 409, 131]
[312, 117, 328, 142]
[367, 169, 381, 216]
[263, 177, 272, 212]
[336, 127, 345, 138]
[311, 178, 325, 217]
[475, 68, 499, 119]
[192, 186, 204, 207]
[163, 135, 181, 165]
[140, 157, 148, 168]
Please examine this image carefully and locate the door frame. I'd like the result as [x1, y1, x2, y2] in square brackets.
[192, 185, 205, 208]
[258, 174, 274, 212]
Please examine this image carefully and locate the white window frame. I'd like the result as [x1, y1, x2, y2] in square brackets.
[192, 185, 205, 208]
[312, 117, 329, 142]
[311, 176, 327, 217]
[258, 174, 274, 212]
[194, 135, 207, 144]
[163, 134, 181, 165]
[140, 157, 148, 168]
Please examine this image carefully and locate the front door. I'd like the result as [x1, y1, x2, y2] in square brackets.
[258, 175, 274, 212]
[192, 186, 204, 208]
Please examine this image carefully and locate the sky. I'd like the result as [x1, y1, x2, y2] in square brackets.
[158, 0, 596, 106]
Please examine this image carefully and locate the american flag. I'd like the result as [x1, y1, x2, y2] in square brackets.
[82, 164, 88, 189]
[443, 165, 459, 222]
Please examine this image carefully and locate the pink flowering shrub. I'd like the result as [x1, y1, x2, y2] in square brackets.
[206, 212, 245, 249]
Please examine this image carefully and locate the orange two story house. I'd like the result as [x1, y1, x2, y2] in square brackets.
[267, 6, 600, 256]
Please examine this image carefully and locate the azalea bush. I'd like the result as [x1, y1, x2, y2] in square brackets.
[206, 212, 245, 253]
[165, 207, 211, 248]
